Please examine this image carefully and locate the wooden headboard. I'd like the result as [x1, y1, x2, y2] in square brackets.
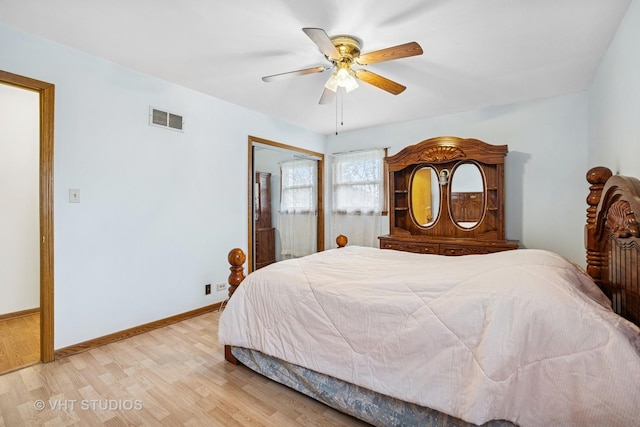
[586, 166, 640, 327]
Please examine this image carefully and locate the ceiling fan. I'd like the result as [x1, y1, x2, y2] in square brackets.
[262, 28, 423, 104]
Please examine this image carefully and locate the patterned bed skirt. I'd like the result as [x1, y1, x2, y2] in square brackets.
[231, 347, 515, 427]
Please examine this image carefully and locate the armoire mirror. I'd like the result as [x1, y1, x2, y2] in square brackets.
[449, 162, 485, 229]
[248, 136, 324, 273]
[410, 166, 440, 227]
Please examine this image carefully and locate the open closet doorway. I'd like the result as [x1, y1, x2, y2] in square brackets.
[0, 70, 55, 372]
[248, 136, 324, 273]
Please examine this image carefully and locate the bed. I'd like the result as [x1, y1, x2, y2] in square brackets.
[218, 166, 640, 427]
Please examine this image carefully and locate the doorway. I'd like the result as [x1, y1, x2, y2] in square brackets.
[248, 136, 324, 273]
[0, 70, 55, 371]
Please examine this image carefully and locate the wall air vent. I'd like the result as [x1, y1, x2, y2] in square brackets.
[150, 107, 184, 132]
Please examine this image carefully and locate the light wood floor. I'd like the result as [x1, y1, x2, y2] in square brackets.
[0, 313, 40, 374]
[0, 310, 369, 426]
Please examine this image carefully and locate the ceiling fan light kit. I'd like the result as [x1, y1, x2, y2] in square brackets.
[262, 27, 423, 104]
[325, 64, 359, 93]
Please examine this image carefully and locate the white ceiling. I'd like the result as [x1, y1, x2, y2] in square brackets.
[0, 0, 631, 135]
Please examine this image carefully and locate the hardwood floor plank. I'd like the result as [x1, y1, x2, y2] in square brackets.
[0, 313, 40, 374]
[0, 311, 368, 426]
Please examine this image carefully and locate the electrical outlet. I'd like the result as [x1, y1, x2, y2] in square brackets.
[205, 284, 211, 295]
[216, 283, 227, 291]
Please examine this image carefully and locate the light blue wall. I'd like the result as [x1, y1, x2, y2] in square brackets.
[0, 23, 324, 348]
[588, 0, 640, 177]
[1, 0, 637, 349]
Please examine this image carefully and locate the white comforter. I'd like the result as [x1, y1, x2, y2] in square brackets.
[218, 246, 640, 426]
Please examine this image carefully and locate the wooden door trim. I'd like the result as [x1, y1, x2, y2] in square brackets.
[0, 70, 55, 362]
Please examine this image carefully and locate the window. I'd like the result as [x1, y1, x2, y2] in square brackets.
[330, 148, 387, 248]
[280, 159, 317, 213]
[278, 158, 318, 259]
[331, 148, 386, 214]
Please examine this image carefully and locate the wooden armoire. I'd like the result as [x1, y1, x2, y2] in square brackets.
[254, 172, 276, 269]
[379, 136, 519, 255]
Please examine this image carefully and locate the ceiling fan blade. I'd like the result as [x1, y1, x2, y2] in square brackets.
[355, 42, 423, 65]
[302, 28, 341, 61]
[318, 87, 336, 105]
[262, 66, 329, 82]
[354, 69, 406, 95]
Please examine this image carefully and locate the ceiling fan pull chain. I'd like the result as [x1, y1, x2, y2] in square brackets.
[341, 90, 344, 127]
[335, 90, 339, 135]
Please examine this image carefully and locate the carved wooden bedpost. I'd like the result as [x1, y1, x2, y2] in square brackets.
[585, 166, 612, 287]
[336, 234, 348, 248]
[227, 248, 246, 299]
[224, 248, 246, 365]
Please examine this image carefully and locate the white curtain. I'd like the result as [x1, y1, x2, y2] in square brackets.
[277, 159, 317, 259]
[330, 148, 385, 247]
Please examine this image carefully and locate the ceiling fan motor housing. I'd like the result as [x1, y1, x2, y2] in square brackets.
[329, 35, 362, 64]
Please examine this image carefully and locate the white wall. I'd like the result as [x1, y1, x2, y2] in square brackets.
[0, 23, 324, 348]
[0, 83, 40, 314]
[588, 0, 640, 177]
[327, 93, 589, 266]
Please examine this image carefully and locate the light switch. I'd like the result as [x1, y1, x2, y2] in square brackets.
[69, 188, 80, 203]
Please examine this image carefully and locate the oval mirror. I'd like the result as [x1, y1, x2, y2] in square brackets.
[410, 166, 440, 227]
[449, 162, 485, 229]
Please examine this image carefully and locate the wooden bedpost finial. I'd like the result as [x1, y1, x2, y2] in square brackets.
[228, 248, 246, 266]
[586, 166, 613, 215]
[585, 166, 612, 287]
[336, 234, 348, 248]
[227, 248, 246, 298]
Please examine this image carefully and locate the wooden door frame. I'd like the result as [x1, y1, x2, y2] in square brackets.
[248, 136, 324, 273]
[0, 70, 55, 362]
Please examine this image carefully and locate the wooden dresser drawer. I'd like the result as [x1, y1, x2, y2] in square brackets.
[441, 245, 490, 256]
[380, 239, 439, 254]
[379, 235, 519, 256]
